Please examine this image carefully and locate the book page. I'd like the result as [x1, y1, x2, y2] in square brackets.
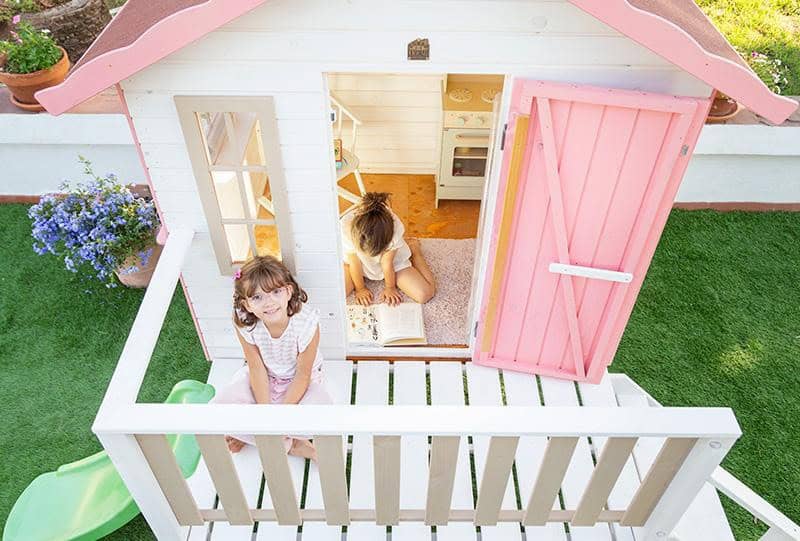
[346, 305, 380, 345]
[376, 303, 425, 344]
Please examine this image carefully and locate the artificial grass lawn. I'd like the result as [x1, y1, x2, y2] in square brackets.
[608, 210, 800, 539]
[698, 0, 800, 94]
[0, 204, 208, 540]
[1, 204, 799, 539]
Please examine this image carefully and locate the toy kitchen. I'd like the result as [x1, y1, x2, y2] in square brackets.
[437, 74, 504, 207]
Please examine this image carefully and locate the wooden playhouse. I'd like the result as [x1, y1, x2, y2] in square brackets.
[34, 1, 800, 540]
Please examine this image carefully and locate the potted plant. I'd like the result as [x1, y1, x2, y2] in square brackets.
[707, 50, 790, 124]
[28, 157, 162, 288]
[707, 91, 741, 123]
[0, 16, 69, 111]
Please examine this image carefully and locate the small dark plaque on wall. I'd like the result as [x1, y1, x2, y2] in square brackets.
[407, 38, 430, 61]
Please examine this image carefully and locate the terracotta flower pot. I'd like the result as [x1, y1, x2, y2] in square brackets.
[0, 46, 70, 112]
[706, 94, 742, 124]
[115, 243, 164, 289]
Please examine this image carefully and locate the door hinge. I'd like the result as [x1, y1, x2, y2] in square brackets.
[680, 144, 689, 156]
[473, 321, 479, 338]
[500, 124, 508, 150]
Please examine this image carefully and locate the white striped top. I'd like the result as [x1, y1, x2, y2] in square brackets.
[236, 307, 322, 379]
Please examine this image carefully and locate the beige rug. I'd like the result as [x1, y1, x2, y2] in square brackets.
[346, 238, 477, 345]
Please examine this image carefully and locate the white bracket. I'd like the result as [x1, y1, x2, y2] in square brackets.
[549, 263, 633, 284]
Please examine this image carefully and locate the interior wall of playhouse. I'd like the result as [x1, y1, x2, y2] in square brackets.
[120, 0, 712, 363]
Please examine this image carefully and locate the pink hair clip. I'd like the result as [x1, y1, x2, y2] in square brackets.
[233, 268, 242, 280]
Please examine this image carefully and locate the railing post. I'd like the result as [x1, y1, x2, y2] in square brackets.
[96, 433, 187, 541]
[637, 437, 737, 541]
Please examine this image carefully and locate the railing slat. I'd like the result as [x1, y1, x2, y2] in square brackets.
[620, 437, 697, 526]
[523, 437, 579, 525]
[425, 436, 461, 525]
[254, 435, 302, 525]
[195, 435, 253, 525]
[135, 434, 204, 526]
[572, 437, 638, 526]
[475, 436, 520, 526]
[314, 434, 350, 525]
[374, 435, 402, 525]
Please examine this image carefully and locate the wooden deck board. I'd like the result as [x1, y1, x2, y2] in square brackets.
[301, 361, 352, 541]
[392, 362, 433, 541]
[578, 375, 639, 541]
[348, 362, 390, 541]
[539, 377, 614, 541]
[429, 363, 478, 541]
[502, 371, 568, 541]
[466, 364, 523, 541]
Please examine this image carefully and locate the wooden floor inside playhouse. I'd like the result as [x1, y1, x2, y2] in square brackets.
[183, 358, 735, 541]
[254, 173, 481, 256]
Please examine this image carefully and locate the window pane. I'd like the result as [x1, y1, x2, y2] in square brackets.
[196, 112, 226, 165]
[181, 100, 283, 272]
[211, 170, 246, 220]
[244, 119, 266, 166]
[224, 224, 251, 264]
[255, 224, 281, 259]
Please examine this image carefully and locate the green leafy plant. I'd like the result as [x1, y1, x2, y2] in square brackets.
[0, 18, 61, 74]
[0, 0, 39, 25]
[745, 51, 790, 95]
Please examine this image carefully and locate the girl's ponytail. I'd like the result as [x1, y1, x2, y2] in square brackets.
[351, 192, 394, 256]
[359, 192, 390, 214]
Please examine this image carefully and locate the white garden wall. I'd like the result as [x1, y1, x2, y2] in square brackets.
[680, 124, 800, 204]
[0, 112, 143, 195]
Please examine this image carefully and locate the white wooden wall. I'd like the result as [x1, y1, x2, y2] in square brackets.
[121, 0, 712, 363]
[327, 73, 443, 174]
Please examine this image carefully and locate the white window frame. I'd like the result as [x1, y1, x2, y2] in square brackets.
[175, 95, 294, 275]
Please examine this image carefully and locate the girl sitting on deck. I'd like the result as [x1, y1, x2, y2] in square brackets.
[341, 191, 436, 306]
[211, 255, 331, 459]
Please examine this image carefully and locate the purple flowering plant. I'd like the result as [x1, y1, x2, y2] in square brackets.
[28, 156, 160, 287]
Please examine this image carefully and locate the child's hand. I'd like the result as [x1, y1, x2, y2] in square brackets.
[379, 287, 402, 307]
[354, 287, 373, 306]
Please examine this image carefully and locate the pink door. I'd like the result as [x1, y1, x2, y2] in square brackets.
[475, 79, 709, 383]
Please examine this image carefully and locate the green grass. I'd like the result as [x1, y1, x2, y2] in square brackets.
[609, 209, 800, 539]
[0, 204, 208, 540]
[2, 204, 799, 539]
[698, 0, 800, 95]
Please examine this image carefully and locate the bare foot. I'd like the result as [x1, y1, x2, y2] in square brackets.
[288, 438, 318, 462]
[225, 435, 246, 453]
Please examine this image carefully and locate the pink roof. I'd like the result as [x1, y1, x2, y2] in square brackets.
[36, 0, 798, 124]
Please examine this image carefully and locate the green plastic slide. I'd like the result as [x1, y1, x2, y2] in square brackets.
[3, 380, 215, 541]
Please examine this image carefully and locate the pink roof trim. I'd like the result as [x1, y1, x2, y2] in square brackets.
[37, 0, 798, 123]
[36, 0, 266, 115]
[568, 0, 797, 125]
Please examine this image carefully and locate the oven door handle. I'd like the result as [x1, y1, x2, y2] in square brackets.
[454, 134, 490, 142]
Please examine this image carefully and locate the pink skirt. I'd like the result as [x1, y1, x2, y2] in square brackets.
[211, 364, 332, 451]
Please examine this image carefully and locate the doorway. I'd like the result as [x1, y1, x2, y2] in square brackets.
[325, 72, 507, 356]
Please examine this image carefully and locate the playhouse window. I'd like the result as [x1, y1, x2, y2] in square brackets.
[176, 97, 291, 275]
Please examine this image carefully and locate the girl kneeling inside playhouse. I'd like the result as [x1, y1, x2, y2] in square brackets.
[341, 192, 436, 306]
[212, 255, 331, 458]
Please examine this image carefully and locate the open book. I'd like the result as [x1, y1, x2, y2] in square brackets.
[347, 302, 427, 346]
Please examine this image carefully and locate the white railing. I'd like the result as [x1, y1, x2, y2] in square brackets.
[93, 227, 742, 541]
[610, 374, 800, 541]
[330, 91, 362, 155]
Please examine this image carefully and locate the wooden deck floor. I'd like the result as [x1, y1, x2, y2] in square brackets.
[184, 359, 734, 541]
